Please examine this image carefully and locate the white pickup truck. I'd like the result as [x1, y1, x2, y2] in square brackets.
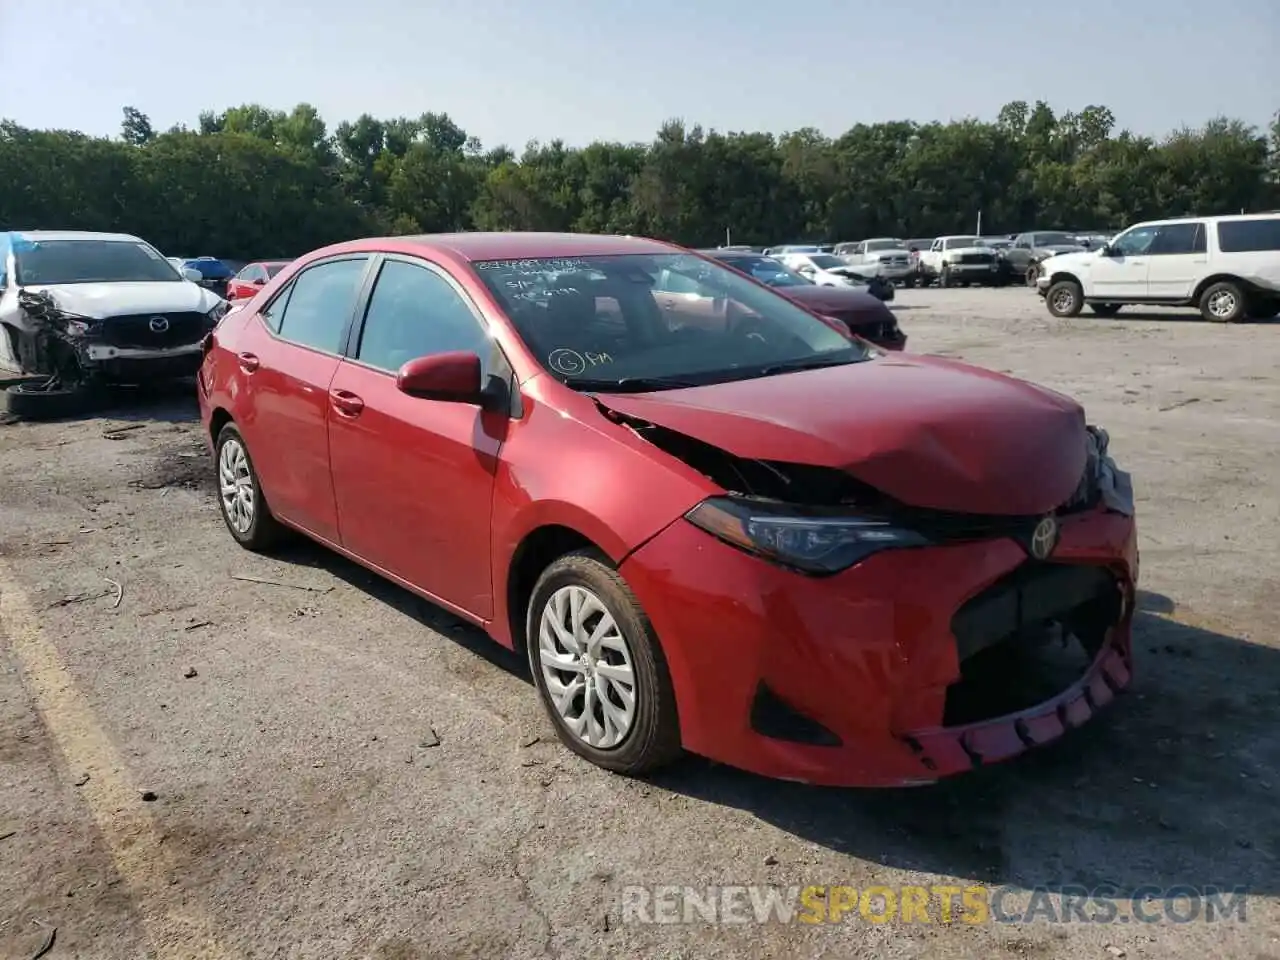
[918, 236, 1001, 287]
[834, 239, 917, 286]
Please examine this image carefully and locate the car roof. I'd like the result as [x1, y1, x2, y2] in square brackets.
[313, 232, 684, 262]
[1126, 213, 1279, 228]
[6, 229, 144, 243]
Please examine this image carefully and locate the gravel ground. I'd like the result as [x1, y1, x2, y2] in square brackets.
[1, 287, 1277, 960]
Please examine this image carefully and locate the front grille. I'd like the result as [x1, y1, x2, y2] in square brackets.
[951, 563, 1120, 662]
[100, 312, 207, 349]
[959, 253, 995, 265]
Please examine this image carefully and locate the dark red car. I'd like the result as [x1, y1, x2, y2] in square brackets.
[198, 232, 1138, 787]
[225, 260, 291, 301]
[703, 250, 906, 350]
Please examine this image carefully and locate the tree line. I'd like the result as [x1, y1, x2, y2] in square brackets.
[1, 101, 1277, 260]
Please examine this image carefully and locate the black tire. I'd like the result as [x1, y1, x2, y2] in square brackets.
[938, 266, 952, 288]
[0, 380, 96, 420]
[526, 549, 682, 776]
[214, 422, 285, 551]
[902, 276, 917, 289]
[1198, 280, 1246, 323]
[1090, 303, 1122, 317]
[1046, 279, 1084, 317]
[1025, 265, 1040, 287]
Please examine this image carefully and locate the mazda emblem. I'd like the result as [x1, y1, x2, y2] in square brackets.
[148, 316, 169, 333]
[1030, 516, 1058, 560]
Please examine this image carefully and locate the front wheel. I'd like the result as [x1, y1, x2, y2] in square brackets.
[215, 423, 285, 551]
[1046, 280, 1084, 317]
[1199, 280, 1246, 322]
[1025, 265, 1040, 287]
[938, 266, 952, 288]
[527, 550, 682, 775]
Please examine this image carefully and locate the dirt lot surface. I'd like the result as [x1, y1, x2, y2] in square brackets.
[1, 288, 1277, 960]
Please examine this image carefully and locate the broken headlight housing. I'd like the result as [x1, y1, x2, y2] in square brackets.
[685, 497, 929, 575]
[205, 300, 230, 328]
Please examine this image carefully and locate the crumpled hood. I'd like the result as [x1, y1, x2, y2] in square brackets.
[597, 354, 1087, 515]
[1039, 244, 1085, 255]
[942, 246, 992, 256]
[24, 281, 218, 319]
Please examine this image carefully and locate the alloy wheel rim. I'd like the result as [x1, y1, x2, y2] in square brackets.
[537, 585, 637, 749]
[1208, 290, 1236, 318]
[1052, 288, 1075, 312]
[218, 438, 255, 533]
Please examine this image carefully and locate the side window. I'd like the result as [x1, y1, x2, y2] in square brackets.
[1109, 227, 1157, 257]
[0, 234, 9, 287]
[356, 259, 489, 372]
[1217, 218, 1280, 253]
[260, 282, 292, 333]
[1150, 222, 1204, 255]
[1015, 235, 1030, 248]
[931, 240, 942, 252]
[267, 258, 367, 350]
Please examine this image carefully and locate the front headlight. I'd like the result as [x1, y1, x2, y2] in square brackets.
[685, 497, 929, 575]
[206, 299, 230, 327]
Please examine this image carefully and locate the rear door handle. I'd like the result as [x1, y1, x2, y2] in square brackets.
[237, 352, 259, 372]
[329, 389, 364, 417]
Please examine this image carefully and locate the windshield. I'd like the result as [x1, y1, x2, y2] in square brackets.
[1035, 233, 1079, 247]
[865, 240, 902, 252]
[471, 253, 869, 391]
[721, 256, 810, 287]
[265, 263, 287, 278]
[807, 254, 845, 270]
[944, 237, 982, 249]
[15, 238, 180, 285]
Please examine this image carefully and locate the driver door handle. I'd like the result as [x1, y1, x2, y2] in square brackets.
[329, 389, 364, 417]
[237, 352, 259, 372]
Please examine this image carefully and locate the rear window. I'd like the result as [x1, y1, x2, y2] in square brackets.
[1216, 218, 1280, 253]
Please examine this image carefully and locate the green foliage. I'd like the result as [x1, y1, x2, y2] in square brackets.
[1, 101, 1276, 256]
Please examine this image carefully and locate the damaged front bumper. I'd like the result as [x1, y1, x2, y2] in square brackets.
[9, 289, 219, 385]
[617, 433, 1138, 787]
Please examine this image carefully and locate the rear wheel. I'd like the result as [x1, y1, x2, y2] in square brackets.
[527, 550, 682, 775]
[1199, 280, 1246, 322]
[215, 423, 285, 551]
[1090, 303, 1122, 317]
[1046, 280, 1084, 318]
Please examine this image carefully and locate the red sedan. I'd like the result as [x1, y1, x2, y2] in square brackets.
[198, 232, 1138, 787]
[225, 260, 291, 301]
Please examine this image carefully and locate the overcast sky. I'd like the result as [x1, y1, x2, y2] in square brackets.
[2, 0, 1275, 148]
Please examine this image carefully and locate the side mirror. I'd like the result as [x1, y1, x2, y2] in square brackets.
[182, 267, 203, 282]
[396, 351, 485, 404]
[1099, 243, 1114, 256]
[253, 277, 266, 286]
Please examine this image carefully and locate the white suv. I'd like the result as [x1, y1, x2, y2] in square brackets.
[1036, 214, 1280, 322]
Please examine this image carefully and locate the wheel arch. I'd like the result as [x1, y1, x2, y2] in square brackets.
[1046, 270, 1083, 288]
[505, 523, 608, 660]
[1192, 273, 1248, 301]
[208, 406, 233, 444]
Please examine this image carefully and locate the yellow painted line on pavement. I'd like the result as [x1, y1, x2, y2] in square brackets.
[0, 562, 238, 959]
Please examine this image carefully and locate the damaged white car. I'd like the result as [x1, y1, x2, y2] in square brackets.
[0, 231, 228, 418]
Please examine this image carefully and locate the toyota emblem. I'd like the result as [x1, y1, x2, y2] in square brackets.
[148, 316, 169, 332]
[1030, 515, 1059, 560]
